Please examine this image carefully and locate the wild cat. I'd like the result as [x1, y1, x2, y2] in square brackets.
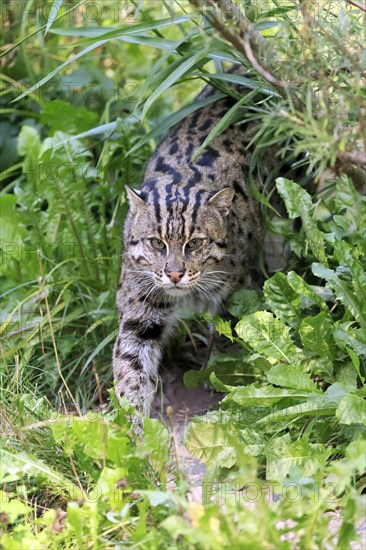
[112, 78, 264, 424]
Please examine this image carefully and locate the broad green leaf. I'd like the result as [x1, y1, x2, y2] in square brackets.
[227, 289, 264, 319]
[0, 449, 78, 494]
[236, 311, 300, 365]
[312, 263, 365, 327]
[140, 418, 170, 471]
[224, 384, 309, 407]
[333, 323, 366, 357]
[263, 272, 301, 327]
[17, 125, 41, 159]
[265, 435, 330, 482]
[0, 494, 30, 523]
[209, 372, 234, 392]
[266, 364, 320, 392]
[96, 467, 128, 497]
[258, 400, 336, 424]
[299, 312, 336, 359]
[323, 382, 352, 406]
[329, 440, 366, 495]
[185, 421, 233, 468]
[141, 51, 208, 120]
[287, 271, 329, 311]
[276, 178, 328, 264]
[336, 395, 366, 426]
[184, 353, 246, 388]
[209, 315, 234, 342]
[346, 347, 365, 384]
[40, 100, 99, 134]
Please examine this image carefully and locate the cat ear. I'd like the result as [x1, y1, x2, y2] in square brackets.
[208, 187, 234, 217]
[125, 186, 146, 214]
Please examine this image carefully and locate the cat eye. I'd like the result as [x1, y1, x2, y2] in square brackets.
[186, 238, 204, 251]
[151, 238, 166, 250]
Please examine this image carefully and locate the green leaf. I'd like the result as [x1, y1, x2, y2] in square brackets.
[198, 71, 281, 98]
[140, 418, 170, 471]
[0, 449, 78, 494]
[299, 312, 336, 358]
[127, 92, 223, 157]
[185, 421, 234, 468]
[336, 394, 366, 426]
[287, 271, 329, 311]
[346, 347, 365, 384]
[17, 125, 41, 159]
[263, 272, 301, 327]
[258, 400, 336, 424]
[191, 94, 250, 163]
[141, 51, 208, 120]
[209, 315, 234, 342]
[276, 178, 328, 264]
[227, 289, 264, 319]
[45, 0, 63, 35]
[184, 352, 249, 388]
[235, 311, 300, 365]
[40, 100, 99, 134]
[266, 364, 320, 392]
[312, 262, 365, 327]
[50, 16, 190, 39]
[13, 39, 110, 102]
[333, 323, 366, 357]
[265, 435, 330, 482]
[224, 384, 308, 407]
[0, 493, 30, 523]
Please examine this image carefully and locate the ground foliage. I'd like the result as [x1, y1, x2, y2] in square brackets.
[0, 0, 365, 548]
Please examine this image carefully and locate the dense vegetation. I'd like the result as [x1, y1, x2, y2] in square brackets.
[1, 1, 365, 548]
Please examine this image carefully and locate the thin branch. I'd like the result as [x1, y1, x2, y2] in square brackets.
[345, 0, 366, 13]
[188, 0, 302, 109]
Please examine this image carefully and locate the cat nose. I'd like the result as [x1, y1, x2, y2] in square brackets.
[165, 269, 185, 284]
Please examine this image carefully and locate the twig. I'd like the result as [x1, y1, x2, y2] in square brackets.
[345, 0, 366, 13]
[188, 0, 303, 109]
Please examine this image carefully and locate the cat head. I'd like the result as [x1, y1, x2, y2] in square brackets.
[124, 185, 234, 297]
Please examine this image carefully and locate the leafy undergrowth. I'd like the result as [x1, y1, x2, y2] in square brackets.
[1, 0, 366, 548]
[1, 177, 365, 549]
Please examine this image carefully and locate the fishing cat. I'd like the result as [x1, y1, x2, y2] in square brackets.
[112, 76, 266, 424]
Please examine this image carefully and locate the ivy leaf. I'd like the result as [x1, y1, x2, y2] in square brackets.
[276, 178, 328, 265]
[236, 311, 300, 365]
